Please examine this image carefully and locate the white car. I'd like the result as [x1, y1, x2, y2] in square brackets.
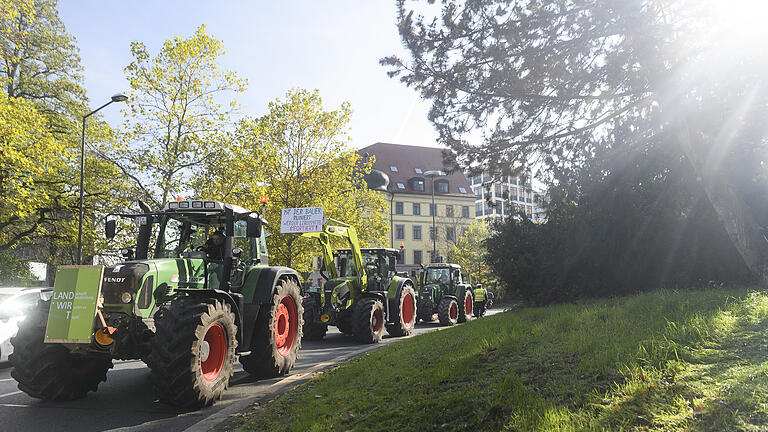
[0, 287, 52, 363]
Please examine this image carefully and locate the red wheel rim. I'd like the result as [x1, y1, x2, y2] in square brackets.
[201, 323, 227, 381]
[450, 302, 458, 320]
[275, 295, 298, 356]
[372, 307, 383, 332]
[402, 293, 415, 324]
[465, 294, 472, 316]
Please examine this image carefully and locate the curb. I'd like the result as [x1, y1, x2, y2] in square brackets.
[182, 343, 383, 432]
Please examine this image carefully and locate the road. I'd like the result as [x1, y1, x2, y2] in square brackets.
[0, 309, 502, 432]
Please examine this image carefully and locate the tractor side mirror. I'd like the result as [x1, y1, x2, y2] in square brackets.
[105, 220, 116, 239]
[246, 216, 262, 238]
[232, 247, 243, 258]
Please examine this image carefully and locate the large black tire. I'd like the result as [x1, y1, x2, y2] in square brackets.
[458, 289, 473, 323]
[10, 305, 113, 401]
[386, 284, 416, 337]
[301, 296, 327, 341]
[352, 298, 385, 344]
[148, 298, 237, 408]
[337, 310, 354, 334]
[438, 297, 459, 326]
[240, 278, 303, 378]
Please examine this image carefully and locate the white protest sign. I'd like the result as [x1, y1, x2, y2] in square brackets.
[280, 207, 324, 233]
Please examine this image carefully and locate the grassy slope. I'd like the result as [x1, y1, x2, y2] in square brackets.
[240, 288, 768, 431]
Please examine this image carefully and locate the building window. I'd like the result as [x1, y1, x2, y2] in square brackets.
[446, 205, 454, 217]
[473, 186, 482, 199]
[446, 227, 455, 242]
[414, 168, 423, 174]
[429, 226, 435, 240]
[395, 224, 405, 240]
[395, 202, 403, 215]
[397, 183, 406, 189]
[435, 180, 449, 193]
[409, 178, 425, 191]
[458, 187, 467, 194]
[413, 250, 423, 265]
[413, 202, 421, 215]
[390, 165, 399, 172]
[475, 202, 483, 217]
[413, 225, 422, 240]
[462, 206, 470, 218]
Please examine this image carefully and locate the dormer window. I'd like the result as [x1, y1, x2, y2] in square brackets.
[435, 180, 449, 193]
[414, 168, 423, 174]
[390, 165, 399, 172]
[396, 182, 406, 189]
[458, 187, 468, 194]
[409, 177, 425, 191]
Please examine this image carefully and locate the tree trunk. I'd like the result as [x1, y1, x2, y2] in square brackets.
[676, 123, 768, 285]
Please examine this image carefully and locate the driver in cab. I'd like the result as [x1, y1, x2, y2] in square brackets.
[202, 230, 226, 260]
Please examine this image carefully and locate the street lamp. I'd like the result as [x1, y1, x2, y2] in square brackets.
[77, 93, 128, 265]
[424, 170, 445, 263]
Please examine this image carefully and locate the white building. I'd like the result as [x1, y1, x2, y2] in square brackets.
[468, 171, 546, 222]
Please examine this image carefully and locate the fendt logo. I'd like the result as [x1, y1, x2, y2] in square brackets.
[103, 277, 126, 284]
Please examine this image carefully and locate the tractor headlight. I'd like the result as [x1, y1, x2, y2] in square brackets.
[121, 292, 133, 303]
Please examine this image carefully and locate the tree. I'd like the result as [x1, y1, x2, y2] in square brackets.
[383, 0, 768, 284]
[0, 0, 130, 275]
[115, 25, 246, 208]
[447, 220, 497, 290]
[197, 89, 389, 270]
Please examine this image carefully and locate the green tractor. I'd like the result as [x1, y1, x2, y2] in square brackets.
[417, 263, 473, 326]
[301, 219, 417, 343]
[10, 199, 303, 408]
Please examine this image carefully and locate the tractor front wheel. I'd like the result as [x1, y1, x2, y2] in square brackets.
[11, 305, 113, 401]
[458, 290, 473, 323]
[301, 296, 327, 341]
[352, 298, 385, 343]
[386, 285, 416, 337]
[438, 297, 459, 326]
[149, 298, 237, 408]
[241, 278, 303, 378]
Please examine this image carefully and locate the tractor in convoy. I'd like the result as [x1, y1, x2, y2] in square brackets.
[10, 199, 303, 408]
[301, 219, 417, 343]
[417, 263, 473, 326]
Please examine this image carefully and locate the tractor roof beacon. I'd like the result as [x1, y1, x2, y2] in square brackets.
[10, 199, 304, 408]
[301, 219, 417, 343]
[417, 262, 474, 326]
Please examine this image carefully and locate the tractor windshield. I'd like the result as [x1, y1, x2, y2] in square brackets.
[362, 252, 396, 280]
[424, 268, 451, 285]
[154, 217, 207, 258]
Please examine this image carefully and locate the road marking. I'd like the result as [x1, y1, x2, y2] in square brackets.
[0, 391, 22, 399]
[0, 403, 29, 407]
[0, 378, 14, 382]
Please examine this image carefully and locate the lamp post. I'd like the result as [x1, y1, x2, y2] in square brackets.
[77, 93, 128, 265]
[424, 170, 445, 263]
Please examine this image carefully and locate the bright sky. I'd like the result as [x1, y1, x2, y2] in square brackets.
[57, 1, 440, 149]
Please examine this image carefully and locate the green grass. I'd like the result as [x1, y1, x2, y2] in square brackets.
[239, 287, 768, 431]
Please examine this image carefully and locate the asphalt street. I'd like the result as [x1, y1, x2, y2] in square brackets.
[0, 308, 502, 432]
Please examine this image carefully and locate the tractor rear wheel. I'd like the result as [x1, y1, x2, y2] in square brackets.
[458, 290, 473, 323]
[241, 278, 303, 378]
[149, 298, 237, 408]
[386, 284, 416, 337]
[352, 298, 385, 343]
[301, 296, 327, 341]
[438, 297, 459, 326]
[10, 305, 112, 401]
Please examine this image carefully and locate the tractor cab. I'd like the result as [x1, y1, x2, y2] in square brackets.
[336, 248, 400, 292]
[106, 199, 268, 294]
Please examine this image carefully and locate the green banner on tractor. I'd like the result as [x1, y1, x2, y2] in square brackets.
[44, 265, 104, 344]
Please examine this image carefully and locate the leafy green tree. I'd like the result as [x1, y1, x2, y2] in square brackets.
[447, 220, 497, 291]
[0, 0, 130, 275]
[114, 25, 246, 208]
[197, 89, 388, 269]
